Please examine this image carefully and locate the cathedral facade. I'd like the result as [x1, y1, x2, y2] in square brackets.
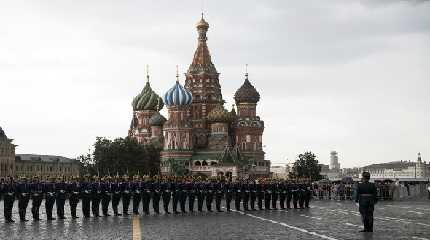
[129, 16, 270, 178]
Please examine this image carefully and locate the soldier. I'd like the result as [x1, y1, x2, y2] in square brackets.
[242, 180, 250, 211]
[68, 176, 80, 219]
[298, 182, 305, 209]
[161, 177, 171, 214]
[131, 175, 141, 215]
[56, 177, 68, 219]
[178, 179, 187, 213]
[30, 176, 43, 221]
[292, 183, 299, 209]
[215, 179, 224, 212]
[224, 180, 233, 212]
[91, 176, 102, 217]
[16, 176, 31, 221]
[141, 177, 151, 215]
[264, 181, 271, 210]
[101, 176, 111, 216]
[355, 172, 378, 233]
[171, 178, 179, 214]
[80, 175, 92, 218]
[111, 176, 122, 216]
[286, 181, 292, 209]
[3, 177, 16, 223]
[196, 179, 205, 212]
[250, 180, 257, 211]
[271, 180, 278, 210]
[121, 175, 131, 215]
[279, 180, 286, 210]
[234, 181, 241, 211]
[304, 182, 312, 208]
[205, 179, 214, 212]
[256, 180, 264, 210]
[151, 177, 161, 214]
[187, 178, 195, 212]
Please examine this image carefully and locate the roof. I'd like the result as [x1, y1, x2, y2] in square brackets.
[15, 154, 78, 164]
[363, 161, 416, 170]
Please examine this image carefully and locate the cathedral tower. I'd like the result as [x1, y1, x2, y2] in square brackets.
[160, 69, 194, 174]
[185, 15, 224, 149]
[129, 68, 164, 144]
[234, 71, 265, 162]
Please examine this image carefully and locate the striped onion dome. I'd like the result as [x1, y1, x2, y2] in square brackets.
[132, 82, 164, 111]
[163, 81, 193, 107]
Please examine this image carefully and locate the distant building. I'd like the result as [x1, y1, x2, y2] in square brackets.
[362, 153, 429, 180]
[330, 151, 340, 170]
[271, 165, 288, 179]
[15, 154, 80, 179]
[0, 127, 16, 177]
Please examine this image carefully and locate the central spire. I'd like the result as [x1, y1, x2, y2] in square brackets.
[188, 14, 217, 75]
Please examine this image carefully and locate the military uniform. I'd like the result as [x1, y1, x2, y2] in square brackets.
[161, 180, 171, 214]
[3, 178, 16, 222]
[30, 178, 43, 220]
[215, 181, 224, 212]
[279, 181, 286, 210]
[187, 181, 195, 212]
[224, 181, 233, 212]
[205, 181, 214, 212]
[286, 182, 292, 209]
[121, 178, 131, 215]
[16, 178, 31, 221]
[263, 183, 271, 210]
[178, 181, 187, 213]
[196, 181, 205, 212]
[242, 182, 250, 211]
[142, 180, 151, 215]
[80, 178, 92, 218]
[151, 180, 161, 214]
[56, 179, 67, 219]
[131, 178, 141, 215]
[250, 181, 257, 211]
[234, 182, 241, 211]
[111, 179, 122, 216]
[256, 182, 264, 210]
[292, 184, 299, 209]
[91, 179, 102, 217]
[101, 178, 111, 216]
[355, 176, 378, 232]
[68, 178, 80, 218]
[270, 182, 278, 209]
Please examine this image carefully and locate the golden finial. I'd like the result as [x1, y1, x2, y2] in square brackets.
[146, 64, 149, 83]
[176, 65, 179, 82]
[245, 64, 249, 79]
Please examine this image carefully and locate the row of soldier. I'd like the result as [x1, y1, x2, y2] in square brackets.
[0, 175, 313, 223]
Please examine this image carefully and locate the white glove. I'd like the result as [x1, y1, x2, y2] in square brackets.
[355, 203, 359, 207]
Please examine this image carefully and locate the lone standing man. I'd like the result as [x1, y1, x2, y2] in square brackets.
[355, 171, 378, 233]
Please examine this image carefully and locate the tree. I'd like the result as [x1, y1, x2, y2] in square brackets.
[291, 151, 322, 181]
[79, 136, 161, 176]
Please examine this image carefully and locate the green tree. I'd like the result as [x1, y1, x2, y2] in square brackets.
[80, 136, 161, 176]
[291, 151, 322, 181]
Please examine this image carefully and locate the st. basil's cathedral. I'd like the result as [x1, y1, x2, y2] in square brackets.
[128, 15, 270, 178]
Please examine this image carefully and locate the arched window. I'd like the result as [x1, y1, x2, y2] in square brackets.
[202, 161, 208, 166]
[195, 161, 201, 166]
[210, 161, 217, 166]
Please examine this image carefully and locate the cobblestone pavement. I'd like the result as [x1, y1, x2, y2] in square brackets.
[0, 198, 429, 240]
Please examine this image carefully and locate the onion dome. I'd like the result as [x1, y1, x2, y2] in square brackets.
[149, 112, 167, 126]
[164, 69, 193, 107]
[132, 81, 164, 111]
[234, 73, 260, 104]
[207, 105, 234, 123]
[196, 13, 209, 30]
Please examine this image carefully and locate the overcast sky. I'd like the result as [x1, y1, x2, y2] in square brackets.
[1, 0, 429, 168]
